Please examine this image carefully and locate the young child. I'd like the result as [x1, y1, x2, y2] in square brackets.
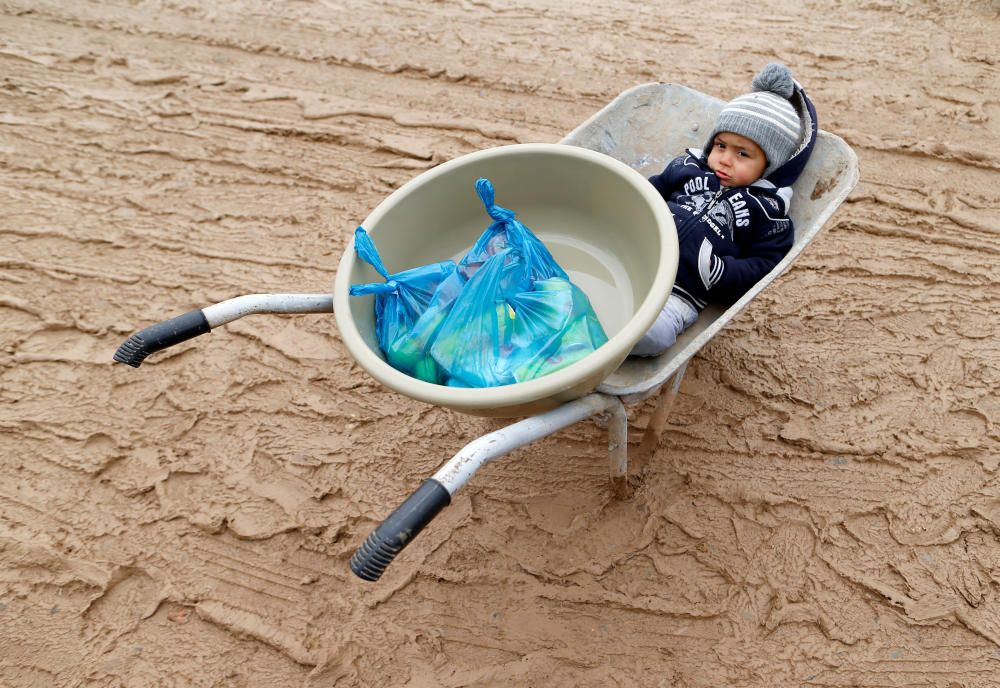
[630, 63, 818, 357]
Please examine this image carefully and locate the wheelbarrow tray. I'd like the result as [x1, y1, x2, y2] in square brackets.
[562, 83, 859, 403]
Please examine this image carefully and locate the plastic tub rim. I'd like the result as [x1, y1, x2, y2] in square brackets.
[333, 142, 677, 413]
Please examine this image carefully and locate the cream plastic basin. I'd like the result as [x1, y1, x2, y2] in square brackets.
[333, 143, 677, 417]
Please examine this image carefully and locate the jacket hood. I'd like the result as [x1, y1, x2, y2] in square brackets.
[765, 79, 818, 188]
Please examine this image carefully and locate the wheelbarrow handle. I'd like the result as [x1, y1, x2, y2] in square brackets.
[113, 309, 210, 368]
[350, 479, 451, 582]
[349, 394, 627, 582]
[113, 293, 334, 368]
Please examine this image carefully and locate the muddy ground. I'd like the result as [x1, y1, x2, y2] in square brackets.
[1, 1, 999, 686]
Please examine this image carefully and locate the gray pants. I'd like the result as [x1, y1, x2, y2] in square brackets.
[630, 294, 698, 357]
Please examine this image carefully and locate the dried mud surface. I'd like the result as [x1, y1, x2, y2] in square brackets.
[2, 1, 999, 686]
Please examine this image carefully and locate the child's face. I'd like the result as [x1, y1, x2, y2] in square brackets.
[707, 132, 767, 187]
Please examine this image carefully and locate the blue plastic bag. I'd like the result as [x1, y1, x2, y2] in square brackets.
[428, 179, 608, 387]
[455, 178, 568, 286]
[348, 226, 456, 382]
[389, 267, 466, 384]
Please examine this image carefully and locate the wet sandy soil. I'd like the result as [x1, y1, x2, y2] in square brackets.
[1, 1, 999, 686]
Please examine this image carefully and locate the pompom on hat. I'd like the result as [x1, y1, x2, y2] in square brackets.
[705, 63, 803, 178]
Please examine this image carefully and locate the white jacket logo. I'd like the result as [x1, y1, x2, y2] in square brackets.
[728, 192, 751, 228]
[697, 238, 724, 290]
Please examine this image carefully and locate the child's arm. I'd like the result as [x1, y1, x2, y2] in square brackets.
[700, 213, 794, 303]
[676, 190, 794, 305]
[647, 154, 697, 199]
[710, 228, 792, 301]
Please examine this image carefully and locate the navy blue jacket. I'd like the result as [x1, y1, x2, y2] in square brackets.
[649, 81, 818, 312]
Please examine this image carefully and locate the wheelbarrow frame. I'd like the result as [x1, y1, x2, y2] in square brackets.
[113, 82, 859, 583]
[351, 82, 858, 580]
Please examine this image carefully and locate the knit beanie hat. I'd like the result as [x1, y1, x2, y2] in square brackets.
[705, 63, 803, 177]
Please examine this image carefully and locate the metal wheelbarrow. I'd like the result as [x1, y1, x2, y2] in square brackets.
[113, 83, 859, 582]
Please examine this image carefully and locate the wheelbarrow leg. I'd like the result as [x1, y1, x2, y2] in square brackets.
[635, 361, 688, 472]
[350, 393, 627, 581]
[605, 398, 630, 499]
[113, 293, 333, 367]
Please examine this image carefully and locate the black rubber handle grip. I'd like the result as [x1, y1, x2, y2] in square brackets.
[113, 309, 211, 368]
[350, 479, 451, 582]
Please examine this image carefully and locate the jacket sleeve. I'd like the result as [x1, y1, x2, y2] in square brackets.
[647, 155, 691, 200]
[708, 213, 794, 302]
[679, 192, 795, 305]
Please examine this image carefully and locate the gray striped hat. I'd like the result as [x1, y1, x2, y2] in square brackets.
[706, 63, 803, 177]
